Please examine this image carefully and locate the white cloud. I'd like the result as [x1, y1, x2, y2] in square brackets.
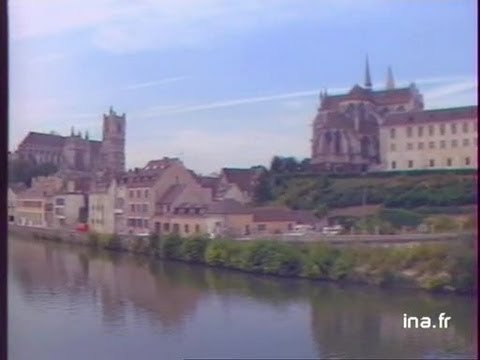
[9, 0, 386, 53]
[423, 79, 477, 101]
[123, 76, 189, 90]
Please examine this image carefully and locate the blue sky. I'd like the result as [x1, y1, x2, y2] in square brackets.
[9, 0, 477, 174]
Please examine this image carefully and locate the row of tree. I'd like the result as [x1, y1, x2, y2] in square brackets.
[8, 158, 58, 187]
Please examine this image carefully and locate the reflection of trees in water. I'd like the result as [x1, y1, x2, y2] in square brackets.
[9, 237, 475, 358]
[9, 238, 202, 332]
[308, 285, 475, 359]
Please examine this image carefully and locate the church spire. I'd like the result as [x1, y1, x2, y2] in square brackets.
[386, 66, 395, 90]
[365, 55, 372, 89]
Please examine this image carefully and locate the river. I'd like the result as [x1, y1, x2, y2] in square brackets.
[8, 236, 476, 359]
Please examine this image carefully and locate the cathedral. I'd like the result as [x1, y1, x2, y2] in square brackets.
[311, 58, 424, 173]
[15, 107, 126, 175]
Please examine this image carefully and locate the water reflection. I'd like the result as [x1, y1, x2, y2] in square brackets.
[9, 237, 476, 359]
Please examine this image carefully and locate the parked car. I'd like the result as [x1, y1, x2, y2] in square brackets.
[75, 223, 89, 233]
[322, 225, 343, 235]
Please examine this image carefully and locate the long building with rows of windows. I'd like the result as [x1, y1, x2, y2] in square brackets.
[379, 106, 477, 171]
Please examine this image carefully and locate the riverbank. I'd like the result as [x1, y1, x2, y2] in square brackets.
[9, 225, 476, 294]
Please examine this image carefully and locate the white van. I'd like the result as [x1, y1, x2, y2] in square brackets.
[322, 225, 343, 235]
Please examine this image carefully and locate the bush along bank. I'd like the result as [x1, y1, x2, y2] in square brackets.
[31, 230, 476, 294]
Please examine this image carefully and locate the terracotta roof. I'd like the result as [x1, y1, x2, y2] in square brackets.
[382, 106, 477, 126]
[198, 176, 220, 191]
[206, 199, 250, 215]
[292, 210, 320, 224]
[17, 132, 103, 151]
[372, 87, 413, 106]
[18, 132, 65, 149]
[144, 158, 180, 171]
[221, 168, 258, 194]
[252, 207, 297, 222]
[157, 184, 186, 204]
[321, 86, 414, 109]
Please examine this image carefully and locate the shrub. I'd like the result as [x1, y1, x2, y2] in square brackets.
[181, 236, 210, 262]
[148, 234, 162, 257]
[205, 240, 233, 267]
[105, 235, 123, 251]
[88, 232, 99, 248]
[305, 244, 339, 279]
[162, 234, 184, 260]
[379, 208, 423, 228]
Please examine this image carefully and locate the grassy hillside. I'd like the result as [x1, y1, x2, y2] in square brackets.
[258, 172, 477, 211]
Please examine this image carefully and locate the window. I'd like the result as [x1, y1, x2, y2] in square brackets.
[184, 224, 190, 233]
[428, 125, 434, 136]
[144, 219, 149, 228]
[128, 218, 135, 227]
[195, 224, 200, 233]
[163, 223, 170, 232]
[129, 190, 134, 198]
[429, 159, 435, 167]
[440, 140, 446, 148]
[465, 157, 471, 166]
[447, 158, 452, 167]
[390, 143, 396, 151]
[451, 139, 458, 148]
[406, 127, 413, 137]
[407, 143, 413, 150]
[257, 224, 267, 231]
[144, 189, 149, 198]
[418, 126, 424, 137]
[55, 198, 65, 206]
[463, 138, 469, 146]
[439, 124, 446, 135]
[288, 223, 293, 231]
[463, 122, 469, 133]
[391, 161, 396, 169]
[451, 123, 457, 134]
[418, 142, 424, 150]
[130, 204, 135, 212]
[408, 160, 414, 168]
[429, 141, 435, 149]
[173, 223, 180, 233]
[390, 128, 396, 139]
[136, 190, 141, 198]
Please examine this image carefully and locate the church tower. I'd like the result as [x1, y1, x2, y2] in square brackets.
[100, 106, 126, 174]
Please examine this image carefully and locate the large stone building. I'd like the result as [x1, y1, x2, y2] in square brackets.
[311, 59, 424, 172]
[15, 106, 126, 175]
[380, 106, 477, 171]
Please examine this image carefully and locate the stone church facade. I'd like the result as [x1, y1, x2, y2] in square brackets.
[15, 107, 126, 175]
[311, 59, 424, 173]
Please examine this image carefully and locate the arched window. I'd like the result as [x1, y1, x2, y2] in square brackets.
[117, 123, 122, 133]
[334, 130, 342, 154]
[360, 136, 371, 158]
[323, 131, 332, 153]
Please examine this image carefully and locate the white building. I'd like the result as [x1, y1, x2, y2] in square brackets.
[380, 106, 477, 171]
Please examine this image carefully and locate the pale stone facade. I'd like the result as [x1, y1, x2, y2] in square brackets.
[88, 179, 126, 234]
[380, 106, 478, 171]
[52, 193, 87, 228]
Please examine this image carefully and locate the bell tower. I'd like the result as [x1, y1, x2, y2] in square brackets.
[100, 106, 126, 173]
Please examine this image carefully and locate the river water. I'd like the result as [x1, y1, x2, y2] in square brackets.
[8, 236, 476, 359]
